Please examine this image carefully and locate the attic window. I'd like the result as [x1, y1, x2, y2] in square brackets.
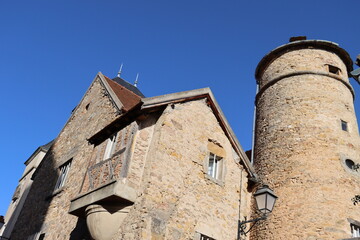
[327, 65, 341, 75]
[341, 120, 348, 132]
[207, 153, 223, 180]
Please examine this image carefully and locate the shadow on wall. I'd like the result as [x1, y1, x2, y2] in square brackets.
[9, 149, 91, 240]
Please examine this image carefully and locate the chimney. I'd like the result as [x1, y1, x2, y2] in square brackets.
[289, 36, 307, 42]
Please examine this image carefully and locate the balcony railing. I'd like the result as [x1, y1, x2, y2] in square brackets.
[86, 148, 126, 191]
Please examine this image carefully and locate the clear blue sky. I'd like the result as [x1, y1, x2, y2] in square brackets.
[1, 0, 360, 215]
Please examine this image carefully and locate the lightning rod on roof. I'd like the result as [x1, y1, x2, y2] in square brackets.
[134, 73, 139, 87]
[117, 63, 123, 78]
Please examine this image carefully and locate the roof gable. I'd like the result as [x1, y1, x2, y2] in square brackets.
[142, 88, 256, 178]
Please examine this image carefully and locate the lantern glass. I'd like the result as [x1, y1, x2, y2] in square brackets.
[254, 185, 277, 214]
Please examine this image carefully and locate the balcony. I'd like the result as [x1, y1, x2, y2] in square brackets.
[69, 149, 136, 218]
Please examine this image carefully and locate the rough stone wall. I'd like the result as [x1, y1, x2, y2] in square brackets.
[11, 76, 121, 240]
[254, 48, 360, 239]
[113, 99, 252, 240]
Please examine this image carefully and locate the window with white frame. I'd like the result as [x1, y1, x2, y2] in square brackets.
[54, 159, 72, 191]
[200, 233, 215, 240]
[27, 232, 45, 240]
[351, 223, 360, 238]
[103, 133, 117, 160]
[207, 153, 223, 180]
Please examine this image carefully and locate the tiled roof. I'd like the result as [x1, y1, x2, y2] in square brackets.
[111, 77, 145, 97]
[104, 76, 142, 112]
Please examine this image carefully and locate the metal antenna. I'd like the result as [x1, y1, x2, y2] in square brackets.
[134, 73, 139, 87]
[117, 63, 123, 78]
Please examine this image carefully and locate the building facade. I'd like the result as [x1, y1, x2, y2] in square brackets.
[253, 39, 360, 239]
[2, 38, 360, 240]
[2, 73, 255, 240]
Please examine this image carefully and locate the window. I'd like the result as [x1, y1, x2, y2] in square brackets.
[38, 233, 45, 240]
[103, 133, 117, 160]
[54, 160, 72, 191]
[341, 120, 348, 131]
[327, 64, 341, 75]
[200, 234, 215, 240]
[346, 159, 355, 170]
[27, 232, 45, 240]
[207, 153, 223, 180]
[351, 223, 360, 238]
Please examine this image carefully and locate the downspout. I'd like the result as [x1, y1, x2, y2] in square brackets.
[250, 84, 259, 164]
[237, 168, 243, 240]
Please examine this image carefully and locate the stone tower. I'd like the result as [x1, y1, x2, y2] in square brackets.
[253, 39, 360, 239]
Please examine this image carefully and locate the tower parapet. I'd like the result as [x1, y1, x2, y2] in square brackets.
[253, 39, 360, 239]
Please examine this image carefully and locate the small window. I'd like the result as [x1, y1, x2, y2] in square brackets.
[327, 64, 341, 75]
[38, 233, 45, 240]
[103, 133, 117, 160]
[341, 120, 348, 131]
[27, 232, 45, 240]
[346, 159, 355, 170]
[54, 160, 72, 191]
[200, 234, 215, 240]
[351, 223, 360, 237]
[207, 153, 223, 180]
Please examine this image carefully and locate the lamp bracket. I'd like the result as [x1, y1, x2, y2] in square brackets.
[238, 215, 267, 236]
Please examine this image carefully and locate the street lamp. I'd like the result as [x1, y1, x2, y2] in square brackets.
[238, 185, 278, 236]
[350, 54, 360, 84]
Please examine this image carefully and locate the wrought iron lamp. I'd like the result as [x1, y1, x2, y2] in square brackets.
[238, 185, 278, 236]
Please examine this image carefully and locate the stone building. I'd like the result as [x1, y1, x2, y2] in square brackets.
[3, 38, 360, 240]
[1, 73, 255, 240]
[253, 39, 360, 239]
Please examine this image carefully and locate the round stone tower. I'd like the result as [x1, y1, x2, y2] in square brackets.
[253, 39, 360, 239]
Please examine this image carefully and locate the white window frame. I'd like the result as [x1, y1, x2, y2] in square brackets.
[194, 232, 216, 240]
[54, 160, 72, 191]
[27, 232, 45, 240]
[207, 153, 223, 180]
[352, 223, 360, 238]
[103, 133, 117, 160]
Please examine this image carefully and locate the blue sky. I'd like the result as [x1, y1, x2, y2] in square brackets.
[1, 0, 360, 215]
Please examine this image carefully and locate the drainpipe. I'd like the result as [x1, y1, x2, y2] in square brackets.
[250, 84, 259, 164]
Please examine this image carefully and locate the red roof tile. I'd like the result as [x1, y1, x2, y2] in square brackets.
[104, 76, 142, 112]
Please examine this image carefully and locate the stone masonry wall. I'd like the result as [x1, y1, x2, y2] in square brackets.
[112, 99, 252, 240]
[11, 76, 121, 240]
[254, 48, 360, 240]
